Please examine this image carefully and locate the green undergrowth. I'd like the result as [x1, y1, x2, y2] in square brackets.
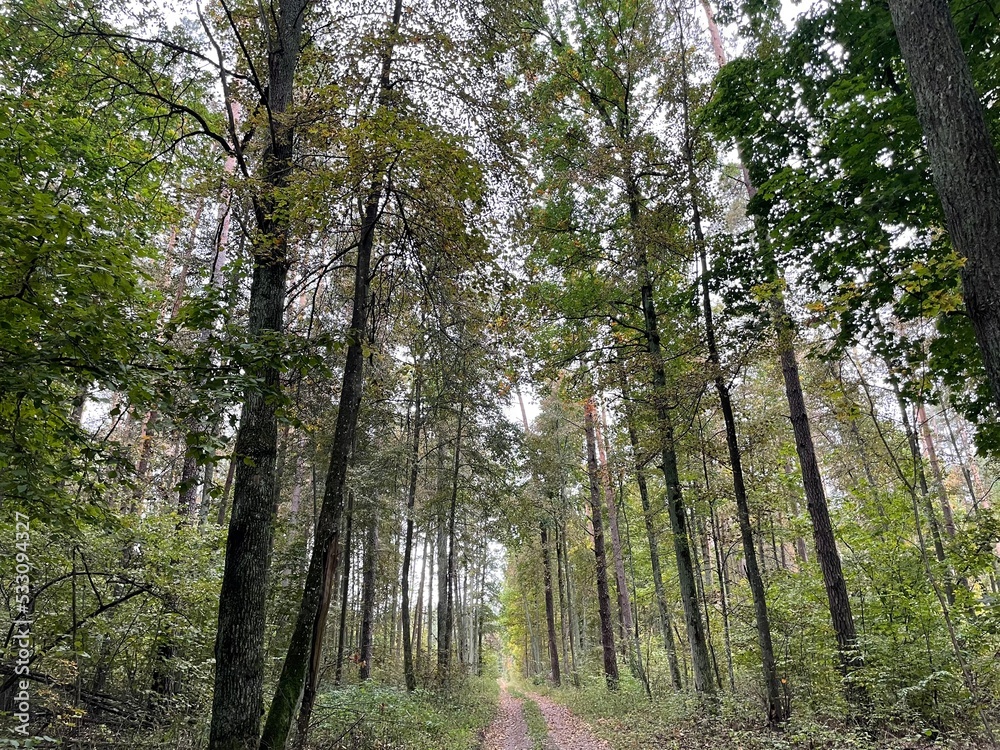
[507, 684, 550, 750]
[526, 676, 987, 750]
[308, 677, 498, 750]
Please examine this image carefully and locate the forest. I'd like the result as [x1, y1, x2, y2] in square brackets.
[4, 0, 1000, 748]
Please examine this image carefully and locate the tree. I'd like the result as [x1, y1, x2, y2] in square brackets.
[886, 0, 1000, 413]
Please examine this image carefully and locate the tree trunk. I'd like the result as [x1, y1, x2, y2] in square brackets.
[414, 532, 428, 673]
[596, 406, 645, 686]
[699, 0, 860, 703]
[887, 0, 1000, 410]
[778, 328, 863, 691]
[620, 369, 682, 690]
[258, 3, 402, 747]
[439, 400, 464, 679]
[584, 397, 620, 690]
[631, 223, 714, 694]
[359, 510, 378, 681]
[692, 175, 786, 723]
[540, 522, 562, 686]
[209, 2, 308, 746]
[401, 369, 422, 691]
[334, 490, 355, 687]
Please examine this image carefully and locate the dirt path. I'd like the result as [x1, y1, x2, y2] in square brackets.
[482, 682, 532, 750]
[528, 692, 612, 750]
[483, 681, 611, 750]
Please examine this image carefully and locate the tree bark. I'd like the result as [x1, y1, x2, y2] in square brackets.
[209, 2, 308, 746]
[887, 0, 1000, 410]
[401, 369, 422, 691]
[257, 2, 402, 746]
[692, 170, 785, 723]
[596, 406, 645, 686]
[632, 222, 714, 695]
[584, 397, 620, 690]
[619, 369, 682, 690]
[359, 510, 378, 681]
[439, 400, 464, 678]
[540, 521, 562, 686]
[333, 490, 355, 688]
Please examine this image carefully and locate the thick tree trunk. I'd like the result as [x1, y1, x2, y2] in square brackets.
[209, 3, 307, 744]
[887, 0, 1000, 410]
[258, 3, 402, 747]
[401, 371, 422, 691]
[584, 397, 620, 689]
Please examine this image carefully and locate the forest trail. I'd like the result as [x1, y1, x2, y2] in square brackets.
[482, 681, 612, 750]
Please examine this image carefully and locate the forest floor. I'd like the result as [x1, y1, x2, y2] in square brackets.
[482, 681, 612, 750]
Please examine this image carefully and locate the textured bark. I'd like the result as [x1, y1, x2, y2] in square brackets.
[887, 0, 1000, 410]
[632, 227, 714, 695]
[439, 400, 464, 678]
[358, 512, 378, 681]
[540, 522, 562, 686]
[778, 327, 863, 688]
[619, 370, 682, 690]
[692, 178, 785, 722]
[596, 408, 645, 685]
[208, 2, 307, 746]
[257, 2, 401, 746]
[401, 372, 422, 691]
[584, 397, 620, 690]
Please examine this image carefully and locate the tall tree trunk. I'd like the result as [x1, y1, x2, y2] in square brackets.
[620, 368, 682, 690]
[401, 369, 422, 691]
[631, 217, 714, 694]
[559, 517, 580, 681]
[258, 3, 402, 747]
[334, 490, 355, 687]
[414, 532, 428, 673]
[887, 0, 1000, 410]
[540, 521, 562, 686]
[778, 325, 863, 692]
[699, 0, 862, 701]
[440, 400, 465, 679]
[209, 1, 308, 745]
[596, 406, 645, 686]
[584, 397, 620, 689]
[359, 510, 378, 681]
[554, 520, 571, 678]
[691, 167, 786, 723]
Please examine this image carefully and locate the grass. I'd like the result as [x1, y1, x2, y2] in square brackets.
[508, 683, 551, 750]
[524, 674, 987, 750]
[308, 676, 499, 749]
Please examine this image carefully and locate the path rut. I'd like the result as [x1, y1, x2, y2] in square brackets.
[482, 681, 611, 750]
